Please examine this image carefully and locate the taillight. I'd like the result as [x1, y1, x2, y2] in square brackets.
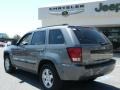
[67, 48, 82, 63]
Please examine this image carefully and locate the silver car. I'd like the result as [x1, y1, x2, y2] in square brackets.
[4, 25, 116, 90]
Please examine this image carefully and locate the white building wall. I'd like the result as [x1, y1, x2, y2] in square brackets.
[38, 0, 120, 27]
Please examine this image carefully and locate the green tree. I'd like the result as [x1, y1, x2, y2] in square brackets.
[0, 33, 9, 39]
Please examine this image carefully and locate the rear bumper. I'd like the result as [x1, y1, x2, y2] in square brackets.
[58, 59, 116, 80]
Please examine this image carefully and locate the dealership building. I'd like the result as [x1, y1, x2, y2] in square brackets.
[38, 0, 120, 50]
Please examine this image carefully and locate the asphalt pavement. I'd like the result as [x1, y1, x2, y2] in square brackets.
[0, 48, 120, 90]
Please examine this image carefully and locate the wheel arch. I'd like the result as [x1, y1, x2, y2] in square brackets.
[38, 60, 56, 73]
[37, 59, 62, 79]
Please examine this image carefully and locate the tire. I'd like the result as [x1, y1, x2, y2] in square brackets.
[88, 77, 97, 81]
[4, 56, 15, 73]
[39, 64, 62, 90]
[83, 77, 97, 83]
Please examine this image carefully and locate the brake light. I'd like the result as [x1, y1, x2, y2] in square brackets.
[67, 48, 82, 63]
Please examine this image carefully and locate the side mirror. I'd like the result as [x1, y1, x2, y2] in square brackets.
[22, 41, 28, 45]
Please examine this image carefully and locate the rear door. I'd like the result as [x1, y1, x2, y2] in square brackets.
[26, 30, 46, 72]
[71, 27, 113, 64]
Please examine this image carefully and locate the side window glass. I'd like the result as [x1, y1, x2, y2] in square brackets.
[31, 31, 46, 45]
[49, 29, 65, 44]
[19, 33, 32, 45]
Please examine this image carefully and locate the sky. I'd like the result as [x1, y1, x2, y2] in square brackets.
[0, 0, 102, 38]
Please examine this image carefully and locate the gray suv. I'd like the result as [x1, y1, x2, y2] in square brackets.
[4, 25, 116, 90]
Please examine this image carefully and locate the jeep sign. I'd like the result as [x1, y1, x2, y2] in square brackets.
[95, 3, 120, 12]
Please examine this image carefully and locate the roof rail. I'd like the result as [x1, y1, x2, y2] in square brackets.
[37, 24, 68, 29]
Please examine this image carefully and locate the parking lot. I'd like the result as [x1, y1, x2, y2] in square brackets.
[0, 47, 120, 90]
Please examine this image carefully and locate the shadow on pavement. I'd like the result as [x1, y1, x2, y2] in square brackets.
[11, 70, 41, 89]
[62, 81, 120, 90]
[10, 69, 120, 90]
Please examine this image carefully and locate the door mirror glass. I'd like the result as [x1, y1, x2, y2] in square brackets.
[21, 41, 28, 45]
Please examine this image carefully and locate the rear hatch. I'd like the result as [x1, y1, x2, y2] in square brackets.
[70, 26, 113, 64]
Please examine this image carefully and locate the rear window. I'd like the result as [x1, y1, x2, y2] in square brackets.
[71, 27, 110, 44]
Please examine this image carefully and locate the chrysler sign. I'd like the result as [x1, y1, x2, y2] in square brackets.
[49, 4, 84, 16]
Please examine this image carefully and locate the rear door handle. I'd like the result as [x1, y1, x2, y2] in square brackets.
[38, 48, 44, 51]
[38, 49, 44, 52]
